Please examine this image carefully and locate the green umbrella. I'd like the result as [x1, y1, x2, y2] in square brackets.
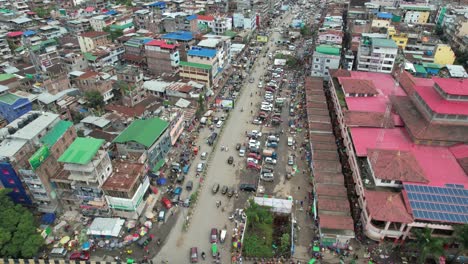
[308, 259, 316, 264]
[126, 258, 134, 264]
[313, 246, 320, 252]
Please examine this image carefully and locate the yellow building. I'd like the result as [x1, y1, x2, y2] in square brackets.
[418, 11, 430, 24]
[387, 27, 408, 49]
[371, 19, 390, 28]
[433, 44, 456, 65]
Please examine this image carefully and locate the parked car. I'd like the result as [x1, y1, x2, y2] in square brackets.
[240, 184, 257, 192]
[176, 174, 185, 183]
[239, 147, 246, 157]
[221, 185, 228, 195]
[190, 247, 198, 263]
[252, 118, 262, 125]
[247, 158, 259, 164]
[171, 194, 180, 203]
[236, 143, 241, 150]
[69, 251, 90, 261]
[196, 163, 205, 172]
[212, 183, 220, 194]
[201, 152, 208, 160]
[228, 156, 234, 164]
[265, 157, 277, 164]
[158, 210, 166, 222]
[186, 180, 193, 191]
[161, 197, 173, 209]
[210, 228, 218, 243]
[248, 153, 261, 160]
[260, 173, 274, 182]
[288, 155, 294, 165]
[173, 187, 182, 196]
[258, 81, 264, 88]
[227, 187, 234, 197]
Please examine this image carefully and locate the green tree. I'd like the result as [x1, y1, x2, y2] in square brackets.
[435, 26, 444, 36]
[33, 7, 52, 18]
[196, 94, 205, 118]
[0, 190, 44, 258]
[408, 228, 445, 264]
[84, 90, 104, 110]
[280, 233, 290, 254]
[103, 26, 124, 42]
[454, 51, 468, 68]
[448, 225, 468, 264]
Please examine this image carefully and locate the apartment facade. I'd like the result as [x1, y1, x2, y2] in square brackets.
[90, 15, 113, 31]
[357, 37, 397, 74]
[145, 40, 180, 76]
[74, 71, 114, 103]
[311, 45, 341, 80]
[78, 31, 110, 53]
[115, 65, 146, 107]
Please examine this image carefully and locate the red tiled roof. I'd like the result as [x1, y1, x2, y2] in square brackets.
[414, 85, 468, 116]
[344, 111, 394, 128]
[76, 71, 98, 80]
[85, 6, 95, 12]
[368, 149, 429, 183]
[449, 144, 468, 159]
[319, 29, 344, 37]
[7, 31, 23, 37]
[145, 39, 177, 49]
[316, 184, 347, 198]
[197, 15, 214, 21]
[365, 190, 413, 223]
[314, 160, 342, 173]
[433, 77, 468, 96]
[340, 79, 378, 95]
[318, 198, 350, 213]
[314, 172, 345, 185]
[79, 31, 108, 38]
[330, 69, 351, 78]
[318, 214, 355, 231]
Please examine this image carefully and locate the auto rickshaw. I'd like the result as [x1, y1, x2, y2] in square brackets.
[227, 156, 234, 164]
[211, 243, 218, 257]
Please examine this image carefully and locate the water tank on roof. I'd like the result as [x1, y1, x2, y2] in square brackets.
[27, 114, 35, 122]
[18, 121, 25, 128]
[7, 127, 17, 135]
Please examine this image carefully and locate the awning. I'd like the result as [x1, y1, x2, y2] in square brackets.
[152, 159, 165, 172]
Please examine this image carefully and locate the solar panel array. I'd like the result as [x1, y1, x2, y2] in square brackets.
[404, 184, 468, 224]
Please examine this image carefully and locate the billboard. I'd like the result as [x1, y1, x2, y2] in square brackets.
[215, 98, 234, 109]
[257, 35, 268, 43]
[29, 146, 50, 170]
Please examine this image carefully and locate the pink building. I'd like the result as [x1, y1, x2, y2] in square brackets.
[317, 30, 344, 45]
[327, 70, 468, 242]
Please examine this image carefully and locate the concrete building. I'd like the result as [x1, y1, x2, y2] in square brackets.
[0, 90, 32, 123]
[317, 30, 344, 45]
[161, 31, 195, 61]
[212, 16, 232, 35]
[74, 71, 114, 103]
[123, 37, 152, 66]
[311, 45, 341, 81]
[179, 46, 219, 88]
[89, 15, 113, 32]
[102, 161, 150, 219]
[357, 37, 397, 74]
[232, 12, 257, 30]
[433, 44, 456, 65]
[400, 4, 431, 24]
[54, 137, 112, 216]
[115, 65, 146, 107]
[327, 70, 468, 242]
[0, 112, 76, 212]
[113, 118, 170, 171]
[145, 40, 180, 76]
[0, 30, 13, 62]
[78, 31, 110, 53]
[66, 19, 91, 34]
[61, 52, 89, 72]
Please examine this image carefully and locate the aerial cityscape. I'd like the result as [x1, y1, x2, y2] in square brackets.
[0, 0, 466, 263]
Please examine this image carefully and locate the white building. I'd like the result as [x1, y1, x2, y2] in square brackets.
[90, 15, 113, 31]
[213, 16, 232, 35]
[311, 45, 341, 80]
[233, 12, 256, 30]
[357, 37, 397, 74]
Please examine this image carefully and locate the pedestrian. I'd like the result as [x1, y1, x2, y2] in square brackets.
[300, 200, 304, 207]
[298, 186, 301, 190]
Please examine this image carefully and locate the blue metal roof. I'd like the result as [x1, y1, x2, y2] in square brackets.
[188, 47, 217, 58]
[105, 10, 118, 15]
[377, 12, 393, 19]
[23, 30, 36, 37]
[149, 1, 166, 8]
[162, 31, 193, 41]
[186, 14, 197, 21]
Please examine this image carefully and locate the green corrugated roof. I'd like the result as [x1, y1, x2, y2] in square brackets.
[413, 55, 423, 59]
[180, 61, 212, 70]
[0, 74, 16, 82]
[41, 120, 73, 147]
[0, 93, 21, 105]
[113, 118, 169, 148]
[315, 45, 341, 56]
[84, 52, 97, 61]
[110, 22, 134, 30]
[224, 30, 237, 38]
[372, 38, 397, 48]
[401, 5, 431, 11]
[414, 64, 427, 74]
[58, 137, 104, 164]
[152, 159, 165, 172]
[423, 62, 444, 69]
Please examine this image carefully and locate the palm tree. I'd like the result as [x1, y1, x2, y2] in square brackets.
[408, 228, 445, 264]
[448, 224, 468, 264]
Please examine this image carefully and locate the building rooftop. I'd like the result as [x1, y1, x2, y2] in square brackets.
[161, 31, 193, 41]
[344, 111, 395, 128]
[365, 190, 413, 223]
[318, 214, 355, 231]
[145, 39, 177, 49]
[102, 162, 145, 192]
[197, 38, 221, 48]
[315, 45, 340, 56]
[188, 47, 217, 58]
[414, 85, 468, 116]
[0, 139, 27, 158]
[180, 61, 212, 70]
[340, 79, 378, 95]
[376, 12, 393, 19]
[0, 93, 22, 105]
[368, 149, 429, 183]
[371, 38, 397, 49]
[433, 77, 468, 96]
[58, 137, 105, 164]
[40, 120, 73, 147]
[13, 112, 59, 141]
[197, 15, 214, 21]
[113, 118, 169, 148]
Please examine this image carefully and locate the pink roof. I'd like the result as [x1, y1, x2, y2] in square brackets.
[197, 15, 214, 21]
[449, 144, 468, 159]
[414, 85, 468, 115]
[341, 72, 406, 113]
[85, 7, 95, 12]
[145, 40, 176, 49]
[433, 77, 468, 96]
[7, 31, 23, 37]
[365, 190, 413, 223]
[350, 127, 468, 187]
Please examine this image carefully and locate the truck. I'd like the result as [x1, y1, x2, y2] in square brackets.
[262, 149, 277, 159]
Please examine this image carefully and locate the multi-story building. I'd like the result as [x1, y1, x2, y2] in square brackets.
[54, 137, 112, 216]
[83, 44, 125, 70]
[213, 16, 232, 35]
[161, 31, 195, 61]
[0, 112, 76, 212]
[133, 9, 161, 33]
[328, 70, 468, 242]
[89, 15, 114, 32]
[78, 31, 110, 53]
[74, 71, 114, 103]
[197, 15, 215, 32]
[232, 12, 257, 30]
[198, 35, 232, 68]
[145, 40, 180, 76]
[311, 45, 341, 80]
[102, 161, 150, 219]
[357, 37, 397, 74]
[115, 65, 146, 107]
[113, 117, 170, 170]
[110, 17, 134, 33]
[371, 12, 392, 28]
[0, 91, 31, 123]
[0, 30, 13, 62]
[317, 30, 344, 45]
[433, 44, 456, 65]
[179, 46, 219, 88]
[66, 19, 91, 34]
[400, 4, 431, 24]
[123, 37, 152, 66]
[61, 52, 89, 72]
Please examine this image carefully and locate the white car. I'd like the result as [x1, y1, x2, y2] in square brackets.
[196, 163, 205, 172]
[265, 157, 277, 164]
[252, 119, 262, 125]
[260, 106, 272, 112]
[261, 102, 273, 108]
[249, 139, 259, 145]
[258, 81, 264, 88]
[288, 155, 294, 166]
[247, 158, 259, 164]
[251, 130, 262, 137]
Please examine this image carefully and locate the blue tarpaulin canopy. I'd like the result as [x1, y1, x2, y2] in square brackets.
[156, 178, 167, 185]
[41, 213, 56, 225]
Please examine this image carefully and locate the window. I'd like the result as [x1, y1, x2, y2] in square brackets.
[315, 58, 319, 62]
[326, 59, 330, 63]
[381, 179, 392, 184]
